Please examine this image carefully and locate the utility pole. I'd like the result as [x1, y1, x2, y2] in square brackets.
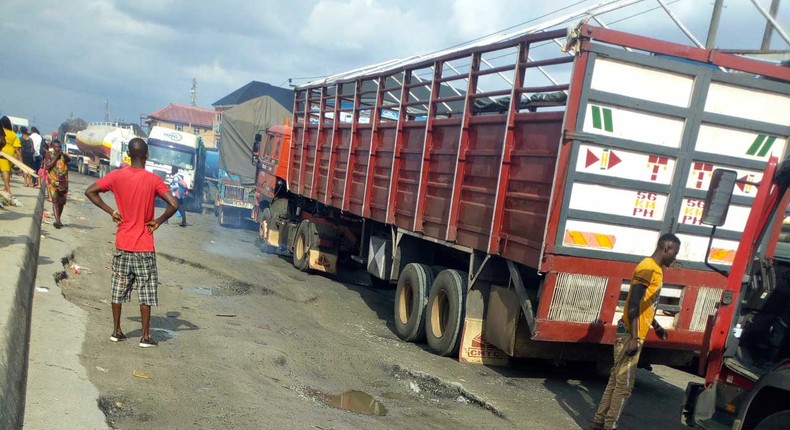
[191, 78, 197, 106]
[104, 99, 110, 123]
[761, 0, 782, 50]
[705, 0, 725, 49]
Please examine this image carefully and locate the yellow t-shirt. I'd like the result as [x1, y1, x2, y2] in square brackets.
[623, 257, 663, 339]
[0, 129, 22, 171]
[2, 129, 21, 155]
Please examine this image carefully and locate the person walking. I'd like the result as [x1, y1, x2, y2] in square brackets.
[0, 116, 22, 196]
[168, 165, 188, 227]
[85, 138, 179, 348]
[591, 233, 680, 430]
[19, 126, 35, 187]
[44, 139, 70, 228]
[30, 127, 43, 188]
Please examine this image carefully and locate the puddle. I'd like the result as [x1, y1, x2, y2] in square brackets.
[185, 287, 217, 296]
[307, 389, 387, 416]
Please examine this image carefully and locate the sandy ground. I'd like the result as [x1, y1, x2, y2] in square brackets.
[39, 172, 699, 430]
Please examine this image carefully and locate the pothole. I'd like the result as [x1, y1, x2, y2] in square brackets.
[387, 364, 506, 419]
[303, 388, 388, 416]
[97, 394, 152, 428]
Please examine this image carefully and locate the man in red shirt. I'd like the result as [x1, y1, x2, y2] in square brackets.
[85, 138, 179, 348]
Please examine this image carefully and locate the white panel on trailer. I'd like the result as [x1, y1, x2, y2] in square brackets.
[676, 234, 740, 265]
[684, 162, 764, 197]
[695, 124, 788, 161]
[677, 199, 750, 233]
[590, 59, 693, 108]
[569, 183, 668, 221]
[582, 104, 684, 148]
[704, 83, 790, 126]
[575, 144, 676, 185]
[563, 219, 659, 256]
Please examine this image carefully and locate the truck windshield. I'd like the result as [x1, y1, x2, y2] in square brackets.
[147, 141, 195, 170]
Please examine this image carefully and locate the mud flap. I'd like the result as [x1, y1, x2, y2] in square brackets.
[308, 249, 337, 274]
[458, 283, 508, 366]
[267, 229, 280, 248]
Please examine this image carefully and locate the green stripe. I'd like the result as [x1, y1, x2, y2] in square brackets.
[747, 134, 766, 156]
[603, 108, 613, 132]
[591, 105, 602, 130]
[757, 135, 777, 157]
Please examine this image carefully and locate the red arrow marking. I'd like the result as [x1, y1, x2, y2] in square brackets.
[585, 149, 599, 168]
[736, 175, 748, 192]
[608, 150, 622, 169]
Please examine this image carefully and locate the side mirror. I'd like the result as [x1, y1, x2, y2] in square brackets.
[702, 169, 737, 227]
[251, 133, 261, 166]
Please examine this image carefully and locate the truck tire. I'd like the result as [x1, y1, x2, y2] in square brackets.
[293, 220, 318, 272]
[425, 269, 468, 356]
[755, 411, 790, 430]
[258, 208, 273, 253]
[394, 263, 434, 343]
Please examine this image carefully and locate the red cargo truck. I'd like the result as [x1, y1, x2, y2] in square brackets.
[253, 23, 790, 368]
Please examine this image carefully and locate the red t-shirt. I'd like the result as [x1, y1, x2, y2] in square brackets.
[96, 167, 170, 252]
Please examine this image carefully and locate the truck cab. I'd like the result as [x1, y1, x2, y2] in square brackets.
[146, 126, 205, 212]
[684, 158, 790, 430]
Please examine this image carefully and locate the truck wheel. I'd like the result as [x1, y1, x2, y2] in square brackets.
[425, 269, 468, 356]
[258, 208, 273, 253]
[394, 263, 434, 343]
[755, 411, 790, 430]
[293, 220, 318, 272]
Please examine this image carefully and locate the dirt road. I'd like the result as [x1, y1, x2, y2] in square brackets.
[40, 172, 697, 429]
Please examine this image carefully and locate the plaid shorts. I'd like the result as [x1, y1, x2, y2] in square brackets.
[111, 250, 159, 306]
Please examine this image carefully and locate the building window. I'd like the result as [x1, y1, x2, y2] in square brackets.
[216, 112, 222, 122]
[194, 127, 200, 135]
[175, 124, 183, 131]
[215, 124, 221, 135]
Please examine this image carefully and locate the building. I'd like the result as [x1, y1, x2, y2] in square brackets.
[212, 81, 295, 146]
[146, 103, 216, 147]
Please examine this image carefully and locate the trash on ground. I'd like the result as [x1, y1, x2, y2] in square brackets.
[35, 286, 49, 293]
[409, 381, 421, 394]
[132, 370, 152, 379]
[43, 211, 51, 218]
[216, 313, 236, 317]
[79, 216, 87, 221]
[96, 366, 108, 373]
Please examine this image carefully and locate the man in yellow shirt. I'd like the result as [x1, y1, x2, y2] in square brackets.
[591, 233, 680, 430]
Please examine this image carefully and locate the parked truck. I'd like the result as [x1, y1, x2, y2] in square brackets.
[252, 23, 790, 369]
[145, 126, 206, 212]
[683, 159, 790, 429]
[74, 122, 140, 177]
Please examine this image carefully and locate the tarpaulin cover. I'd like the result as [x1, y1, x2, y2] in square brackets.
[219, 95, 292, 184]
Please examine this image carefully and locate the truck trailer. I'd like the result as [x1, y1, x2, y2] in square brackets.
[253, 23, 790, 369]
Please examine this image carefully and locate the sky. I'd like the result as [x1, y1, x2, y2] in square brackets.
[0, 0, 787, 136]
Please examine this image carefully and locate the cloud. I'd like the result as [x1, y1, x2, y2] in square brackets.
[0, 0, 786, 135]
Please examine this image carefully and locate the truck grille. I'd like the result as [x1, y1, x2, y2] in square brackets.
[224, 185, 247, 201]
[547, 272, 608, 323]
[689, 287, 722, 332]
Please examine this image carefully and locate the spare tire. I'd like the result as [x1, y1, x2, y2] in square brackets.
[425, 269, 468, 356]
[394, 263, 434, 343]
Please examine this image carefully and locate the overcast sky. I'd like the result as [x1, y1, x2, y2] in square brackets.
[0, 0, 786, 135]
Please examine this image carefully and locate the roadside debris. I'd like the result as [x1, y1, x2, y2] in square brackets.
[35, 286, 49, 293]
[132, 370, 152, 379]
[216, 313, 236, 317]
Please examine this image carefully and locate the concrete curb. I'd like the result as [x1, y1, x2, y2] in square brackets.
[0, 184, 44, 429]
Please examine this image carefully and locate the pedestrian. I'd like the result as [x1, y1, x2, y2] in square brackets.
[168, 165, 188, 227]
[44, 139, 70, 228]
[591, 233, 680, 430]
[30, 127, 43, 188]
[20, 126, 35, 187]
[85, 138, 179, 348]
[0, 116, 22, 196]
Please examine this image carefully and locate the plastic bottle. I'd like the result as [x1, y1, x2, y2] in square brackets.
[733, 323, 743, 338]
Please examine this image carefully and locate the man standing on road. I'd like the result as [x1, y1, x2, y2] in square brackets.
[168, 165, 188, 227]
[591, 233, 680, 430]
[85, 138, 179, 348]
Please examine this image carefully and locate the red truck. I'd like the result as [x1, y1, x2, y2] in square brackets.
[683, 159, 790, 429]
[252, 23, 790, 370]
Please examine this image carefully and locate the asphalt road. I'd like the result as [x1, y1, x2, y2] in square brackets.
[33, 171, 700, 430]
